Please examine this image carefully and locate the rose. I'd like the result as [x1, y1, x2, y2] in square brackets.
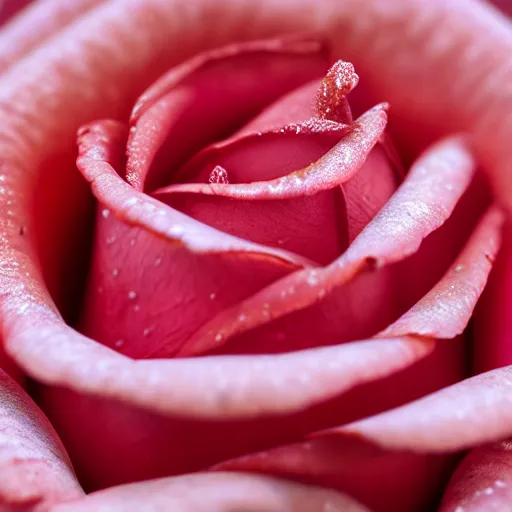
[1, 1, 512, 512]
[53, 36, 494, 508]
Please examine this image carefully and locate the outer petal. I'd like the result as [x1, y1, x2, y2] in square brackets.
[439, 441, 512, 512]
[51, 473, 369, 512]
[216, 437, 455, 512]
[0, 0, 105, 72]
[0, 369, 82, 510]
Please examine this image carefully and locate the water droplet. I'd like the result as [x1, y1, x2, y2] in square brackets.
[238, 313, 247, 322]
[154, 256, 163, 266]
[133, 304, 141, 312]
[102, 209, 110, 219]
[106, 235, 116, 245]
[128, 290, 137, 300]
[209, 292, 216, 300]
[455, 264, 464, 272]
[129, 238, 136, 247]
[143, 325, 155, 336]
[208, 165, 230, 184]
[215, 333, 223, 342]
[115, 339, 125, 348]
[112, 268, 119, 277]
[318, 288, 326, 299]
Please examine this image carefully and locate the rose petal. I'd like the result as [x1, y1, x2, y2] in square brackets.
[77, 120, 316, 357]
[160, 105, 387, 200]
[472, 221, 512, 374]
[320, 206, 504, 450]
[0, 0, 105, 72]
[126, 37, 329, 192]
[0, 0, 32, 27]
[216, 436, 456, 512]
[0, 369, 82, 509]
[178, 136, 476, 356]
[52, 472, 368, 512]
[440, 441, 512, 512]
[379, 208, 503, 339]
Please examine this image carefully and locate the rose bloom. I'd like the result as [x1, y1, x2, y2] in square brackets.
[2, 1, 512, 512]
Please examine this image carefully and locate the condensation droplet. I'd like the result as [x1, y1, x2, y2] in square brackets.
[115, 339, 125, 348]
[209, 292, 216, 300]
[455, 264, 464, 272]
[128, 290, 137, 300]
[101, 209, 110, 219]
[143, 325, 155, 336]
[238, 313, 247, 322]
[129, 239, 136, 247]
[215, 333, 223, 342]
[209, 165, 229, 184]
[112, 268, 119, 277]
[154, 256, 163, 266]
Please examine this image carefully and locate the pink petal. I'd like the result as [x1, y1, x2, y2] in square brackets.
[160, 105, 386, 200]
[0, 369, 82, 509]
[472, 222, 512, 374]
[52, 473, 369, 512]
[178, 136, 476, 356]
[77, 120, 314, 358]
[439, 441, 512, 512]
[126, 37, 329, 192]
[0, 0, 105, 72]
[216, 436, 456, 512]
[0, 0, 32, 26]
[324, 207, 504, 451]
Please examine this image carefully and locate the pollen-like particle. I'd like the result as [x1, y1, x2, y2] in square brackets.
[316, 60, 359, 121]
[209, 165, 230, 184]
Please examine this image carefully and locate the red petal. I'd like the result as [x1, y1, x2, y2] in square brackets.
[178, 136, 476, 356]
[52, 473, 368, 512]
[472, 222, 512, 373]
[324, 207, 504, 451]
[216, 436, 455, 512]
[0, 0, 104, 72]
[160, 105, 386, 200]
[126, 37, 329, 192]
[0, 369, 82, 509]
[440, 441, 512, 512]
[77, 120, 312, 358]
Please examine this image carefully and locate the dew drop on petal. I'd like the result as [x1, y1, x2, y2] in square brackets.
[115, 339, 125, 348]
[112, 268, 119, 277]
[101, 208, 110, 219]
[128, 290, 137, 300]
[208, 165, 230, 184]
